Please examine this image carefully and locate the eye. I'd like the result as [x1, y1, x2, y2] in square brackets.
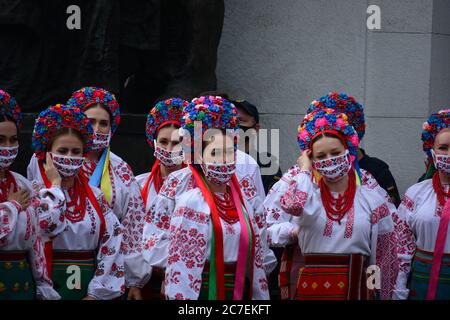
[72, 148, 82, 156]
[10, 136, 18, 144]
[99, 120, 109, 128]
[57, 148, 69, 155]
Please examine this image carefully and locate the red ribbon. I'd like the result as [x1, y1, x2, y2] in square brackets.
[38, 159, 105, 279]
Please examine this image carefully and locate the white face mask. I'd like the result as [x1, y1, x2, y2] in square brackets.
[201, 161, 236, 185]
[154, 140, 184, 168]
[92, 131, 111, 151]
[0, 145, 19, 169]
[432, 149, 450, 176]
[50, 153, 85, 178]
[312, 150, 352, 182]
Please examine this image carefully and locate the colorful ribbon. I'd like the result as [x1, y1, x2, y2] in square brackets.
[88, 147, 112, 204]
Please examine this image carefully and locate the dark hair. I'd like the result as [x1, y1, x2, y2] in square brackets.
[0, 114, 18, 130]
[48, 127, 85, 151]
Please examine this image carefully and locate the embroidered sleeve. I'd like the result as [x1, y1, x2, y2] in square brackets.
[164, 205, 209, 300]
[264, 175, 299, 247]
[119, 175, 146, 288]
[392, 194, 417, 300]
[279, 171, 312, 217]
[88, 203, 125, 300]
[0, 200, 21, 240]
[32, 182, 67, 238]
[371, 202, 399, 300]
[28, 216, 60, 300]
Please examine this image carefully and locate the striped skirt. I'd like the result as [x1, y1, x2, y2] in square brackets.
[198, 262, 250, 300]
[295, 253, 370, 300]
[409, 248, 450, 300]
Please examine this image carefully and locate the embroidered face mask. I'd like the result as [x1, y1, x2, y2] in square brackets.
[0, 145, 19, 169]
[312, 149, 352, 182]
[92, 131, 111, 151]
[50, 153, 85, 178]
[154, 140, 184, 168]
[432, 149, 450, 176]
[201, 161, 236, 185]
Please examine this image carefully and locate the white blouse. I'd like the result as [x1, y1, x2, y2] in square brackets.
[0, 172, 63, 299]
[393, 179, 450, 300]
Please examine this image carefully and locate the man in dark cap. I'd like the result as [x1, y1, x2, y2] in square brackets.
[233, 100, 283, 194]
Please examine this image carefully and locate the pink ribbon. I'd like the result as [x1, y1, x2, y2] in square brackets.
[230, 182, 250, 300]
[427, 198, 450, 300]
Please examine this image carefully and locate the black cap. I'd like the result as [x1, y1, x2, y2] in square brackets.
[232, 100, 259, 123]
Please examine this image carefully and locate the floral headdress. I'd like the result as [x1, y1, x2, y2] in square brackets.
[298, 108, 359, 160]
[181, 96, 239, 151]
[422, 109, 450, 159]
[32, 104, 94, 160]
[307, 92, 365, 141]
[0, 89, 23, 129]
[67, 86, 121, 134]
[146, 98, 189, 148]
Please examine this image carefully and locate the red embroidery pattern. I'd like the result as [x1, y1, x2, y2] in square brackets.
[160, 176, 181, 199]
[400, 195, 415, 213]
[391, 211, 415, 272]
[280, 181, 308, 216]
[239, 175, 258, 200]
[188, 273, 202, 292]
[266, 207, 281, 221]
[173, 206, 209, 225]
[112, 161, 133, 187]
[323, 216, 333, 237]
[361, 170, 379, 189]
[344, 206, 354, 239]
[371, 203, 390, 225]
[168, 226, 207, 270]
[376, 231, 399, 300]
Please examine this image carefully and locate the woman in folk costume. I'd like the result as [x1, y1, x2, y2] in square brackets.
[142, 96, 274, 300]
[31, 104, 125, 300]
[28, 87, 145, 298]
[130, 98, 188, 299]
[266, 92, 399, 299]
[394, 109, 450, 300]
[0, 90, 61, 300]
[275, 108, 398, 300]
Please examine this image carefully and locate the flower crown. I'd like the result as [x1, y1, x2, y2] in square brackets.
[0, 89, 23, 129]
[146, 98, 189, 148]
[422, 108, 450, 158]
[307, 92, 365, 141]
[67, 86, 121, 134]
[32, 104, 94, 160]
[298, 108, 359, 158]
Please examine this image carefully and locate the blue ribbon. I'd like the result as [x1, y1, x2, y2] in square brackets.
[89, 148, 108, 187]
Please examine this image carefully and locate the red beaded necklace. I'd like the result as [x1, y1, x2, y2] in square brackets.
[211, 186, 239, 224]
[65, 177, 87, 223]
[432, 172, 450, 206]
[319, 168, 356, 224]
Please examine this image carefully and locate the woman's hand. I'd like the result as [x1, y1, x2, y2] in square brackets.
[7, 185, 30, 210]
[82, 295, 97, 300]
[45, 153, 62, 187]
[297, 150, 312, 172]
[127, 287, 143, 300]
